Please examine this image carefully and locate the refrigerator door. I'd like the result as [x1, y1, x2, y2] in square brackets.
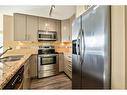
[81, 6, 110, 89]
[72, 17, 82, 89]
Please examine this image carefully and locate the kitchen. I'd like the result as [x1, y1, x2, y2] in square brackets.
[0, 5, 74, 89]
[0, 5, 127, 90]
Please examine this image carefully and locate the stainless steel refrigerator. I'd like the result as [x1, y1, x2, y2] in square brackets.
[72, 6, 111, 89]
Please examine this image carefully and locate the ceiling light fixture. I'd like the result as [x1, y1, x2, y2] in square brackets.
[49, 5, 55, 16]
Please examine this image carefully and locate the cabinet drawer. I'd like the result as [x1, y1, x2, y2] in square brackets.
[39, 69, 59, 78]
[65, 65, 72, 72]
[38, 64, 58, 71]
[64, 68, 72, 79]
[67, 62, 72, 68]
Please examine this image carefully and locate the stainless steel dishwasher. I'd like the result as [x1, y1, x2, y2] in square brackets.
[3, 66, 24, 89]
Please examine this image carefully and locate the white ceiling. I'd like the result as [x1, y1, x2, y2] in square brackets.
[0, 5, 76, 20]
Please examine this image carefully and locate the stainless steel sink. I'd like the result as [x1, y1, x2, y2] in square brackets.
[0, 55, 24, 62]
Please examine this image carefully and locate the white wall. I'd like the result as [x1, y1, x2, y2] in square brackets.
[76, 5, 85, 17]
[0, 14, 3, 53]
[0, 13, 4, 54]
[0, 14, 3, 31]
[111, 6, 126, 89]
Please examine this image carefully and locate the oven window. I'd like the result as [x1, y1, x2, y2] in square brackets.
[40, 56, 56, 65]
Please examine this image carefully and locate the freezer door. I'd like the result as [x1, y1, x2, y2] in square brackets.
[72, 17, 82, 89]
[72, 17, 81, 40]
[81, 6, 110, 89]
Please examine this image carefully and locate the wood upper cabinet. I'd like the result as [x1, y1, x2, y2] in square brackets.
[27, 15, 38, 41]
[38, 17, 48, 30]
[14, 13, 38, 41]
[61, 19, 70, 42]
[69, 15, 75, 41]
[61, 15, 75, 42]
[14, 13, 27, 41]
[14, 13, 61, 41]
[55, 20, 61, 41]
[39, 17, 56, 31]
[39, 17, 61, 41]
[48, 19, 56, 31]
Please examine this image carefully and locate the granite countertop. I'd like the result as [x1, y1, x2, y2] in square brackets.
[0, 48, 37, 89]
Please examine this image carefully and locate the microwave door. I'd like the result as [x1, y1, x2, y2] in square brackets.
[38, 31, 57, 41]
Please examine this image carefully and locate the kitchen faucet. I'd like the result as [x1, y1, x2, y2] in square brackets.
[0, 47, 12, 57]
[0, 46, 3, 49]
[0, 47, 13, 68]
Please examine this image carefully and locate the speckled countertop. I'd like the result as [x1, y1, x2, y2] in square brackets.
[0, 48, 37, 89]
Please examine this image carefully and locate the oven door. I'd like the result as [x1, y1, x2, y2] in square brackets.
[38, 54, 59, 78]
[38, 54, 57, 65]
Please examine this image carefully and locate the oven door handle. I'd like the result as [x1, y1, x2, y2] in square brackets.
[38, 54, 57, 57]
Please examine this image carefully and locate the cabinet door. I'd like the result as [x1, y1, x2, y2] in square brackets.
[64, 55, 72, 79]
[48, 19, 56, 31]
[23, 59, 31, 89]
[59, 53, 64, 72]
[30, 55, 37, 78]
[69, 15, 75, 41]
[39, 17, 56, 31]
[14, 13, 26, 41]
[55, 20, 61, 41]
[27, 16, 38, 41]
[61, 19, 70, 42]
[39, 17, 48, 30]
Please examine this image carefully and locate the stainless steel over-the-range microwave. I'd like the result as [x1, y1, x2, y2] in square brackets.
[38, 30, 57, 41]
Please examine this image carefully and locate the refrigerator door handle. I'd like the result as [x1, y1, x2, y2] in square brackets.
[79, 29, 85, 64]
[81, 29, 85, 62]
[76, 29, 82, 63]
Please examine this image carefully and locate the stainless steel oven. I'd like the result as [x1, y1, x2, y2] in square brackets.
[38, 30, 57, 41]
[38, 46, 59, 78]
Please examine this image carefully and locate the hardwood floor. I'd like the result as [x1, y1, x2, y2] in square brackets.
[30, 73, 72, 89]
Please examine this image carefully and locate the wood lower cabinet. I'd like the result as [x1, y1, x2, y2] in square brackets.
[30, 55, 37, 78]
[23, 58, 31, 89]
[64, 54, 72, 79]
[58, 53, 64, 72]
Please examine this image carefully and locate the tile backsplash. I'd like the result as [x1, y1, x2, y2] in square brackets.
[3, 41, 72, 53]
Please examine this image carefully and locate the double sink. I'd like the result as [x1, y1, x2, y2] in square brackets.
[0, 55, 24, 63]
